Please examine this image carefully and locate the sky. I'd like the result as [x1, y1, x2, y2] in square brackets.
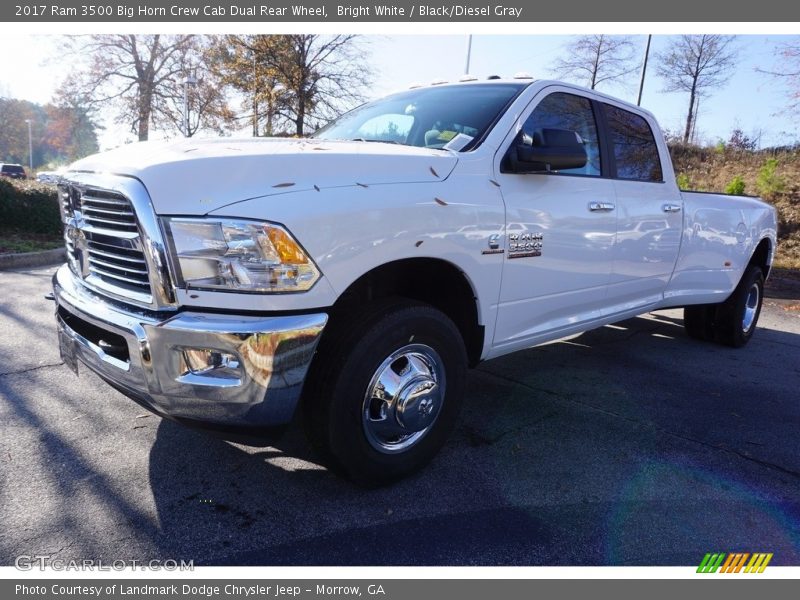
[0, 33, 797, 154]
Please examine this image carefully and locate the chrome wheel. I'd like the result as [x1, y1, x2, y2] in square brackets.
[742, 282, 760, 334]
[362, 343, 446, 454]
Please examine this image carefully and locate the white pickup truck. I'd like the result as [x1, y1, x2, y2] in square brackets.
[53, 79, 778, 485]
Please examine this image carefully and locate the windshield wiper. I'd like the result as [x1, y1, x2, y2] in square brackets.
[349, 138, 403, 145]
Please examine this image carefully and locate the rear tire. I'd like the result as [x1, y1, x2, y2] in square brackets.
[714, 265, 765, 348]
[683, 264, 765, 348]
[302, 299, 467, 486]
[683, 305, 715, 341]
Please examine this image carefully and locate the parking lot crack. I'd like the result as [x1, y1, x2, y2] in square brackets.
[460, 412, 557, 447]
[652, 429, 800, 480]
[477, 368, 800, 480]
[48, 540, 78, 557]
[0, 361, 64, 378]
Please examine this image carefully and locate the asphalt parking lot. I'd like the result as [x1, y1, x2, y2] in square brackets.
[1, 265, 799, 566]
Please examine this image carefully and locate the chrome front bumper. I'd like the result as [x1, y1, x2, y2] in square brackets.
[53, 264, 327, 432]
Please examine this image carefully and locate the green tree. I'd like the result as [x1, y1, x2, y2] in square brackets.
[47, 78, 101, 162]
[756, 158, 785, 199]
[725, 176, 746, 195]
[0, 98, 46, 167]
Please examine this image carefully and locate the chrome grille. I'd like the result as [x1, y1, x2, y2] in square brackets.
[80, 190, 138, 232]
[85, 231, 151, 294]
[59, 180, 157, 305]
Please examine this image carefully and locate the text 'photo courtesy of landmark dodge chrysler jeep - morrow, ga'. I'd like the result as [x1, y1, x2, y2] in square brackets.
[53, 78, 777, 485]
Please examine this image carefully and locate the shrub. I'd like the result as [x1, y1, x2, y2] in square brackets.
[756, 158, 786, 199]
[676, 173, 691, 190]
[725, 175, 746, 196]
[728, 128, 757, 152]
[0, 178, 62, 235]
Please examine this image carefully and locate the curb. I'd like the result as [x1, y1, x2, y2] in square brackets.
[0, 248, 66, 270]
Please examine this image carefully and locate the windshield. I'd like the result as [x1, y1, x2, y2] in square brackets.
[312, 83, 527, 151]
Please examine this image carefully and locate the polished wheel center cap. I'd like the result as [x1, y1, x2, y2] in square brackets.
[396, 379, 441, 432]
[362, 344, 447, 454]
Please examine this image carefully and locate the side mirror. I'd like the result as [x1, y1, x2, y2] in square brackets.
[508, 128, 588, 173]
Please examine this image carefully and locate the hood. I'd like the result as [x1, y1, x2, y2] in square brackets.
[68, 137, 459, 215]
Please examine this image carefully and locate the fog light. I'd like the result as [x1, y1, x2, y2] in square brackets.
[180, 348, 241, 381]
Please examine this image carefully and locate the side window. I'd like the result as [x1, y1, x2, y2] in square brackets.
[603, 104, 663, 182]
[521, 92, 601, 177]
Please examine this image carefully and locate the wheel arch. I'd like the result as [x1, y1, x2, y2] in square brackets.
[748, 237, 773, 279]
[327, 257, 484, 367]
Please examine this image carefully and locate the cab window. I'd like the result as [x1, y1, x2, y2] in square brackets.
[603, 104, 663, 182]
[521, 92, 602, 177]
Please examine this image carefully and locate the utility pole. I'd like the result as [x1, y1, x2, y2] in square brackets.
[253, 50, 259, 137]
[24, 119, 32, 171]
[183, 70, 197, 137]
[637, 34, 652, 106]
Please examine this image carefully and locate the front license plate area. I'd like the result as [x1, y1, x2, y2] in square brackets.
[58, 326, 80, 376]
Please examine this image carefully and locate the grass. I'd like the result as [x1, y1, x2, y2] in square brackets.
[0, 231, 63, 254]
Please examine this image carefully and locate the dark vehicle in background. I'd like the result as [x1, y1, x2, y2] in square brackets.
[0, 163, 27, 179]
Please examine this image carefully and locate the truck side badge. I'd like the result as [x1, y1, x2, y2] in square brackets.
[508, 232, 543, 258]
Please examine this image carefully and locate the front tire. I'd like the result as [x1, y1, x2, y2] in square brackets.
[302, 300, 467, 486]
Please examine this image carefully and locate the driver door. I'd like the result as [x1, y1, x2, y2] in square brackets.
[493, 88, 617, 350]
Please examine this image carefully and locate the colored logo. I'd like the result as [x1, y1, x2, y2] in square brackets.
[697, 552, 773, 573]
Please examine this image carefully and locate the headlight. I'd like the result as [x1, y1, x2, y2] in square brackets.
[162, 217, 320, 293]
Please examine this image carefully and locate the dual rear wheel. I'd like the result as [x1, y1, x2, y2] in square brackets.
[684, 264, 765, 348]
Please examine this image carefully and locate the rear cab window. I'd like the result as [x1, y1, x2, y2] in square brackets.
[602, 104, 663, 182]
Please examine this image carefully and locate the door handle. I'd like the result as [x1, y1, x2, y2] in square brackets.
[589, 202, 615, 212]
[662, 203, 682, 213]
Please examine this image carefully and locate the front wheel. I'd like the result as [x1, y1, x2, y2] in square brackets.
[302, 300, 467, 486]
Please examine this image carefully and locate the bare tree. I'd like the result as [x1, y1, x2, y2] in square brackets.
[208, 34, 370, 137]
[61, 35, 232, 141]
[260, 35, 371, 136]
[550, 35, 637, 91]
[757, 39, 800, 116]
[159, 39, 235, 137]
[656, 35, 738, 144]
[207, 35, 292, 137]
